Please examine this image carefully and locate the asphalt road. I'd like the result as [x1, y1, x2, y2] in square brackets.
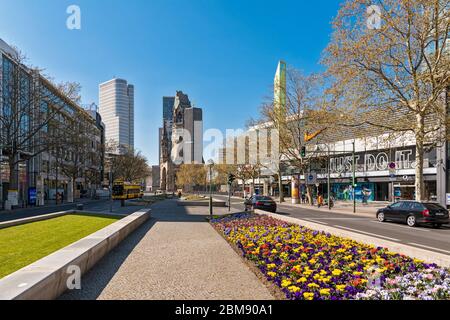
[213, 194, 450, 257]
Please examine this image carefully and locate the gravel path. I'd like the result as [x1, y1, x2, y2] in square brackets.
[60, 200, 273, 300]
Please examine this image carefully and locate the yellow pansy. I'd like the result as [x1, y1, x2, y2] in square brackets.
[266, 263, 276, 270]
[288, 286, 301, 293]
[291, 265, 302, 273]
[315, 252, 324, 257]
[332, 269, 343, 276]
[267, 272, 277, 278]
[297, 277, 308, 283]
[320, 289, 331, 296]
[281, 280, 292, 288]
[336, 285, 346, 292]
[303, 292, 314, 300]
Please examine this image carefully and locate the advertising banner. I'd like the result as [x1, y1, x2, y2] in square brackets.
[291, 177, 299, 204]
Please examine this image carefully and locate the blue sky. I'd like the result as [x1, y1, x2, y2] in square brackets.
[0, 0, 341, 165]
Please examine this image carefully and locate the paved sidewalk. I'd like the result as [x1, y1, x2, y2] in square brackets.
[60, 200, 273, 300]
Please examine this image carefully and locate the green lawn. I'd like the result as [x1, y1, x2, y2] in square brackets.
[0, 214, 120, 279]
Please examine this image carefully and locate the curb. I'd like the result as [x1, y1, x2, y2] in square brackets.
[254, 209, 450, 268]
[177, 200, 227, 207]
[0, 208, 151, 300]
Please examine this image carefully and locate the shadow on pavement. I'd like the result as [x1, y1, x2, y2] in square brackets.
[59, 216, 158, 300]
[59, 199, 235, 300]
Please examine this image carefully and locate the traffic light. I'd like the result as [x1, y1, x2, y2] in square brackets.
[301, 146, 306, 158]
[228, 173, 236, 185]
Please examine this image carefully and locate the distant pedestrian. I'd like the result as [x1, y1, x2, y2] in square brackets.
[317, 194, 324, 208]
[362, 188, 372, 205]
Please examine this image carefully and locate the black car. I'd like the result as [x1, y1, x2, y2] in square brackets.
[377, 201, 450, 228]
[244, 195, 277, 213]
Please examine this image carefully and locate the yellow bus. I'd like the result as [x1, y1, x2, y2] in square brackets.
[112, 181, 143, 201]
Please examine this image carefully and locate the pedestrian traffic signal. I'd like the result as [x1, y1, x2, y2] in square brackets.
[301, 146, 306, 158]
[228, 173, 236, 185]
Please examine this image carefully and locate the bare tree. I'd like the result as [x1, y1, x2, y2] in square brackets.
[258, 68, 338, 204]
[176, 164, 207, 193]
[56, 81, 82, 104]
[0, 50, 81, 197]
[53, 110, 100, 202]
[105, 143, 150, 184]
[323, 0, 450, 200]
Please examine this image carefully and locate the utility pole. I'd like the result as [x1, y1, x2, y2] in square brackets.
[227, 173, 235, 212]
[109, 169, 113, 213]
[352, 141, 356, 214]
[208, 160, 214, 217]
[327, 144, 331, 210]
[228, 182, 231, 212]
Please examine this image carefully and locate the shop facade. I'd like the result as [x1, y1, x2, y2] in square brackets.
[276, 144, 438, 203]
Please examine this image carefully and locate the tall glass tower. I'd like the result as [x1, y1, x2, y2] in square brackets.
[99, 78, 134, 153]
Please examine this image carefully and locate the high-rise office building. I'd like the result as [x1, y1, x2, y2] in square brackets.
[99, 78, 134, 152]
[163, 96, 175, 122]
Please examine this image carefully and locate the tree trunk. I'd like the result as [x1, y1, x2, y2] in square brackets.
[8, 159, 18, 191]
[415, 114, 425, 201]
[278, 170, 284, 203]
[306, 185, 314, 206]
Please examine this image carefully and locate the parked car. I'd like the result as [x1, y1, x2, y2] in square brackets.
[244, 195, 277, 213]
[377, 201, 450, 228]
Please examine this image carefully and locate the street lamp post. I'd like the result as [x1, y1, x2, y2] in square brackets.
[106, 152, 114, 213]
[317, 144, 332, 210]
[326, 145, 331, 210]
[352, 141, 356, 214]
[207, 159, 214, 217]
[109, 169, 113, 213]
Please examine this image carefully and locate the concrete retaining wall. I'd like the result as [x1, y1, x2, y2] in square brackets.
[255, 209, 450, 268]
[0, 208, 151, 300]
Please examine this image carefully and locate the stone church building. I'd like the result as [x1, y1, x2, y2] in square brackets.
[159, 91, 203, 192]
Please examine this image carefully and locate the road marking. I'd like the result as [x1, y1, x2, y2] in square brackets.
[407, 243, 450, 255]
[370, 221, 430, 232]
[302, 217, 369, 221]
[304, 218, 329, 225]
[333, 225, 400, 242]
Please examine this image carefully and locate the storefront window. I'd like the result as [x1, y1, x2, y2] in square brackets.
[332, 183, 375, 202]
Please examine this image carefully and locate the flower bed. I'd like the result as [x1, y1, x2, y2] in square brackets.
[211, 213, 450, 300]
